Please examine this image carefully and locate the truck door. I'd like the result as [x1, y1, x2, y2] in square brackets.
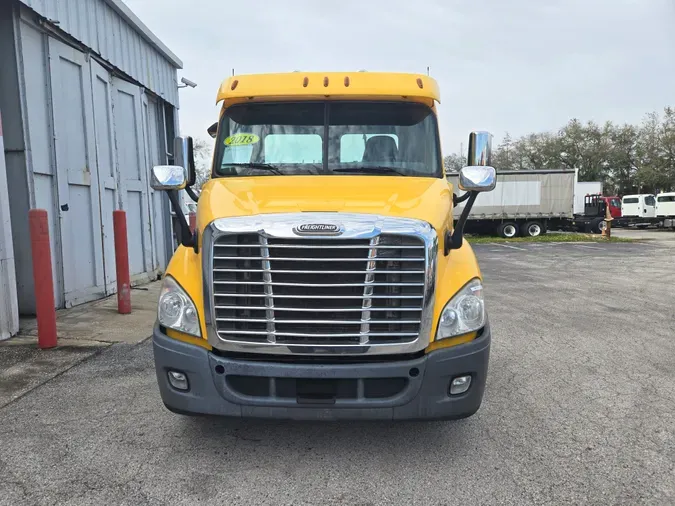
[644, 195, 656, 218]
[621, 196, 639, 217]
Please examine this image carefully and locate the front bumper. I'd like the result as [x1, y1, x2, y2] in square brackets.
[152, 323, 491, 421]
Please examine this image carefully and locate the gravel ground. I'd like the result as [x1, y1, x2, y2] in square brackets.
[1, 241, 673, 506]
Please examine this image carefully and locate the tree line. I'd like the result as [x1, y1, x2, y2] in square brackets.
[443, 107, 675, 195]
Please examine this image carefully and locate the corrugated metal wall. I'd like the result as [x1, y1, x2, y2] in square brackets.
[20, 0, 181, 107]
[0, 2, 179, 315]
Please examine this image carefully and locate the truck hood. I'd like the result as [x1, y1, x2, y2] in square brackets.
[197, 176, 454, 232]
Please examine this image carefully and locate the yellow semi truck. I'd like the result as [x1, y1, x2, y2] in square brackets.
[150, 71, 496, 420]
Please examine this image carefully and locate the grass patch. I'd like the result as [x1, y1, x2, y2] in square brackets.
[466, 232, 637, 244]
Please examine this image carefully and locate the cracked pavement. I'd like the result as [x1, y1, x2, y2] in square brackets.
[0, 239, 674, 505]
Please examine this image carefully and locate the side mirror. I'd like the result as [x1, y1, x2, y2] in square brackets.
[467, 130, 492, 166]
[151, 165, 187, 190]
[446, 130, 497, 254]
[153, 136, 198, 251]
[207, 122, 218, 139]
[459, 131, 496, 191]
[174, 136, 196, 187]
[459, 165, 496, 192]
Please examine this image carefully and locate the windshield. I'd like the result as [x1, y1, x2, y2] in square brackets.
[213, 101, 442, 178]
[610, 198, 621, 208]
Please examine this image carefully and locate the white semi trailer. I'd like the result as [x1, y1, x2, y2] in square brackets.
[448, 169, 606, 237]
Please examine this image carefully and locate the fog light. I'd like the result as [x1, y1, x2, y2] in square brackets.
[449, 375, 471, 395]
[167, 370, 189, 391]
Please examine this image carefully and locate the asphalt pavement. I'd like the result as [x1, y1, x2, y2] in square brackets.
[1, 239, 674, 505]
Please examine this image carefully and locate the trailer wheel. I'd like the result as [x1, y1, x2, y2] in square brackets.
[590, 217, 605, 234]
[522, 221, 543, 237]
[497, 222, 519, 238]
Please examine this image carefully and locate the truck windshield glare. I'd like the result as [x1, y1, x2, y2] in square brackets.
[214, 101, 442, 178]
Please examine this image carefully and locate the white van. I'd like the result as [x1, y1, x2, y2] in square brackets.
[621, 194, 656, 218]
[656, 192, 675, 218]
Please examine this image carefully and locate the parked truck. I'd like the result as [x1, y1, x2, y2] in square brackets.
[447, 169, 614, 237]
[656, 192, 675, 229]
[149, 72, 497, 421]
[575, 181, 603, 214]
[613, 194, 663, 228]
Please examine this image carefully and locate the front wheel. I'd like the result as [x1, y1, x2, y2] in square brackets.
[522, 221, 543, 237]
[590, 217, 605, 234]
[497, 222, 519, 238]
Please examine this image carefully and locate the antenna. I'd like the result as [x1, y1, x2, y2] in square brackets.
[427, 66, 430, 76]
[231, 68, 235, 76]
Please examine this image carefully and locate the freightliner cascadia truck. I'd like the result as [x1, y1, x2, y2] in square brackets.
[150, 72, 496, 420]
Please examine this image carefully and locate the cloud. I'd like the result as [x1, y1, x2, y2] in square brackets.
[124, 0, 675, 153]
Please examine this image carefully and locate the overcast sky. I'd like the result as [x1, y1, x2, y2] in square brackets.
[125, 0, 675, 155]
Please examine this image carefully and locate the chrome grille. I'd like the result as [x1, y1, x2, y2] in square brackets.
[211, 234, 426, 346]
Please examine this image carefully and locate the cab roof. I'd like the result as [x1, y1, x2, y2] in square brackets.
[216, 72, 441, 106]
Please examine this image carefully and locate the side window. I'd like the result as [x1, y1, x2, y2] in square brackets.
[623, 197, 639, 204]
[645, 196, 656, 206]
[264, 134, 322, 163]
[340, 134, 399, 163]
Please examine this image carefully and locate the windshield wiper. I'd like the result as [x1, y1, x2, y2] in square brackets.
[223, 163, 284, 175]
[331, 166, 406, 176]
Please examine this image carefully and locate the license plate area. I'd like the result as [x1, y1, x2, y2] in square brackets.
[294, 379, 339, 405]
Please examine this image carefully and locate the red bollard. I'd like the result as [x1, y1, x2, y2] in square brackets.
[28, 209, 57, 349]
[113, 210, 131, 314]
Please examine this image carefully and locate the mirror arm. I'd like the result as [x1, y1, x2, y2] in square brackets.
[453, 191, 471, 206]
[445, 191, 478, 254]
[167, 190, 196, 249]
[185, 185, 199, 203]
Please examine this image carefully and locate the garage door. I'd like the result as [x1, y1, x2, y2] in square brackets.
[90, 58, 119, 295]
[111, 78, 154, 278]
[48, 37, 106, 307]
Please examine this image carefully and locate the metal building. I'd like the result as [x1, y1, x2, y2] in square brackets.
[0, 0, 182, 339]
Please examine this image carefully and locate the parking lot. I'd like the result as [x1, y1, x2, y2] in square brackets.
[1, 237, 674, 505]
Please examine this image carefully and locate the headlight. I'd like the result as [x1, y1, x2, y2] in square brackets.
[436, 278, 485, 340]
[158, 276, 201, 337]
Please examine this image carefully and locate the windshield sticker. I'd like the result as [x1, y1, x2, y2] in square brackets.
[224, 133, 260, 147]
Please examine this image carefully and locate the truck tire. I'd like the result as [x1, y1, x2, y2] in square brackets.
[522, 221, 543, 237]
[590, 217, 605, 234]
[497, 222, 519, 238]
